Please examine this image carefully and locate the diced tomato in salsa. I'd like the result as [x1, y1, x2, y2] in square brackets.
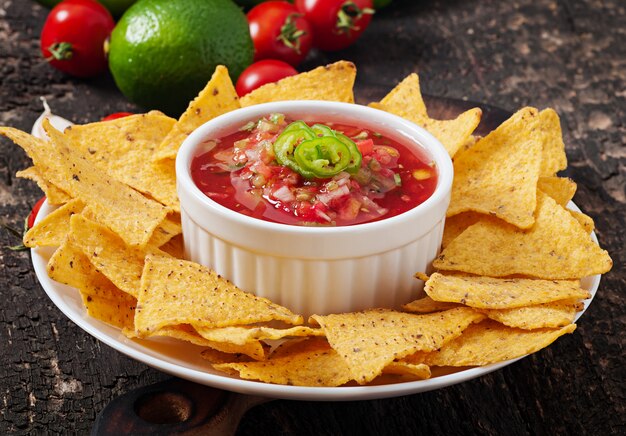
[191, 115, 437, 226]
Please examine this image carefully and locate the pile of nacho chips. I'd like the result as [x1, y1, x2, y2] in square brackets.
[1, 61, 611, 387]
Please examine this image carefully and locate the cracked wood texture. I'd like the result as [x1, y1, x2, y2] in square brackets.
[1, 0, 623, 434]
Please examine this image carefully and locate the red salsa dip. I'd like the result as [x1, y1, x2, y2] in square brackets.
[191, 114, 438, 226]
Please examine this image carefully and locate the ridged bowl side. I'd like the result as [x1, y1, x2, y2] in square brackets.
[182, 209, 445, 317]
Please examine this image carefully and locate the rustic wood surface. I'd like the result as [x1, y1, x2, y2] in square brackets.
[1, 0, 623, 434]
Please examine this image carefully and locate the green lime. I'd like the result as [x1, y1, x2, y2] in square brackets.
[108, 0, 253, 116]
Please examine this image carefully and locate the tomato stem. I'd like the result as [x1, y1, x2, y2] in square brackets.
[277, 13, 306, 54]
[47, 42, 74, 61]
[336, 1, 375, 35]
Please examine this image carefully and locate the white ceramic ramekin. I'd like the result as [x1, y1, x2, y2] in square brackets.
[176, 101, 453, 317]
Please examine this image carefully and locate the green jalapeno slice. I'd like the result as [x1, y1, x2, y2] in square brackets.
[294, 136, 352, 178]
[273, 125, 316, 178]
[336, 133, 362, 174]
[311, 124, 336, 137]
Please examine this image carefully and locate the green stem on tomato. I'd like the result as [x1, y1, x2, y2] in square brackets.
[336, 1, 375, 34]
[47, 42, 74, 61]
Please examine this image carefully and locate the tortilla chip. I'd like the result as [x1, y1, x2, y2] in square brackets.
[47, 239, 135, 304]
[80, 291, 136, 330]
[214, 337, 353, 386]
[481, 300, 582, 329]
[20, 121, 169, 247]
[447, 107, 543, 229]
[62, 112, 179, 210]
[434, 192, 613, 278]
[422, 272, 589, 309]
[239, 61, 356, 107]
[69, 213, 166, 297]
[134, 255, 303, 336]
[309, 307, 484, 384]
[402, 296, 462, 314]
[147, 212, 182, 248]
[537, 177, 577, 207]
[42, 119, 169, 246]
[382, 362, 431, 380]
[569, 210, 595, 234]
[370, 73, 481, 157]
[536, 109, 567, 176]
[403, 320, 576, 367]
[441, 212, 494, 249]
[128, 324, 270, 360]
[200, 348, 254, 365]
[158, 234, 185, 259]
[16, 166, 71, 205]
[194, 325, 323, 346]
[23, 199, 85, 247]
[155, 65, 241, 161]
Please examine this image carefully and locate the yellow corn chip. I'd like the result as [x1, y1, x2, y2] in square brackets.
[158, 234, 185, 259]
[402, 296, 462, 314]
[135, 255, 303, 336]
[569, 210, 594, 233]
[155, 65, 241, 161]
[16, 166, 71, 205]
[23, 199, 85, 247]
[215, 336, 431, 386]
[62, 112, 179, 211]
[200, 348, 254, 365]
[147, 212, 182, 248]
[434, 192, 612, 278]
[202, 339, 269, 361]
[370, 73, 481, 157]
[47, 121, 169, 246]
[80, 291, 136, 330]
[48, 239, 135, 303]
[537, 177, 577, 206]
[537, 108, 567, 176]
[382, 362, 431, 380]
[194, 325, 323, 346]
[447, 107, 543, 229]
[127, 324, 270, 360]
[481, 299, 582, 329]
[422, 272, 589, 309]
[309, 307, 484, 384]
[4, 124, 169, 247]
[240, 61, 356, 107]
[214, 337, 353, 386]
[375, 73, 428, 118]
[1, 128, 69, 190]
[69, 214, 167, 297]
[403, 320, 576, 367]
[442, 212, 497, 249]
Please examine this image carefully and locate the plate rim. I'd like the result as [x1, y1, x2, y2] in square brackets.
[30, 200, 600, 401]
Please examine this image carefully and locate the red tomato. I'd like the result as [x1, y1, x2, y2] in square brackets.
[294, 0, 374, 51]
[247, 1, 313, 67]
[235, 60, 298, 97]
[28, 196, 47, 229]
[40, 0, 115, 77]
[102, 112, 134, 121]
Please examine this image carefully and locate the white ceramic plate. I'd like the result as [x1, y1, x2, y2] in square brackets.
[31, 200, 600, 401]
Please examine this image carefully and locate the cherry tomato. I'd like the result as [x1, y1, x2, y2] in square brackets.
[247, 1, 313, 67]
[294, 0, 374, 51]
[40, 0, 115, 77]
[28, 196, 47, 229]
[235, 60, 298, 97]
[102, 112, 134, 121]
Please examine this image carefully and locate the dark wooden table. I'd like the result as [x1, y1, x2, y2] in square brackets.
[1, 0, 624, 434]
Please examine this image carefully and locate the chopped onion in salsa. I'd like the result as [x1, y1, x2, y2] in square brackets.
[191, 114, 437, 226]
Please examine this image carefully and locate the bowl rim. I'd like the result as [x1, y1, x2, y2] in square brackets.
[176, 100, 453, 236]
